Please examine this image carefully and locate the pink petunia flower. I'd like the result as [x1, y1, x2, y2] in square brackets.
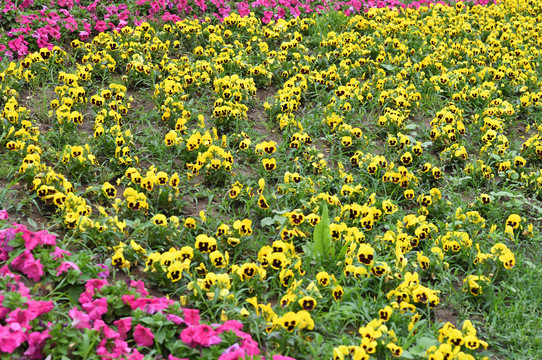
[11, 249, 34, 272]
[0, 209, 8, 219]
[262, 10, 273, 23]
[130, 280, 149, 297]
[35, 230, 56, 246]
[51, 246, 71, 260]
[166, 313, 184, 325]
[218, 344, 246, 360]
[26, 300, 54, 320]
[133, 324, 154, 347]
[81, 297, 108, 320]
[94, 20, 108, 32]
[93, 319, 120, 339]
[0, 297, 9, 320]
[85, 279, 108, 293]
[6, 308, 32, 328]
[237, 1, 250, 17]
[216, 320, 243, 334]
[56, 261, 81, 276]
[69, 307, 91, 329]
[23, 330, 50, 360]
[126, 349, 145, 360]
[23, 258, 44, 282]
[13, 225, 41, 250]
[183, 308, 200, 326]
[96, 338, 131, 358]
[114, 317, 132, 340]
[0, 323, 27, 353]
[96, 264, 109, 279]
[180, 324, 221, 348]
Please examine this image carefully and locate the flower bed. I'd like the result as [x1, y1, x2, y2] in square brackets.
[1, 0, 541, 358]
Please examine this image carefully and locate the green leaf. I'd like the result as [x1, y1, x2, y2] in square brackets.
[273, 214, 287, 225]
[300, 199, 312, 210]
[154, 328, 167, 343]
[421, 141, 433, 148]
[491, 191, 517, 198]
[27, 217, 38, 230]
[313, 204, 331, 259]
[381, 64, 396, 72]
[260, 217, 274, 227]
[410, 336, 440, 356]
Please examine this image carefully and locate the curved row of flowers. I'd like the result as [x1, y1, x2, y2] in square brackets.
[0, 0, 499, 61]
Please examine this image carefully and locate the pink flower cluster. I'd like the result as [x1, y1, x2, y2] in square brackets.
[0, 220, 82, 282]
[0, 0, 124, 60]
[69, 277, 268, 359]
[1, 223, 55, 281]
[0, 266, 53, 358]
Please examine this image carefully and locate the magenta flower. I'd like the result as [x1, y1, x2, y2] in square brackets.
[11, 249, 34, 272]
[69, 307, 91, 329]
[51, 246, 71, 260]
[180, 324, 221, 348]
[0, 228, 15, 261]
[123, 296, 174, 314]
[0, 265, 19, 280]
[35, 230, 56, 246]
[56, 261, 81, 276]
[216, 320, 243, 333]
[93, 319, 120, 339]
[94, 20, 108, 32]
[126, 349, 145, 360]
[146, 297, 174, 314]
[183, 308, 200, 326]
[81, 297, 108, 320]
[11, 250, 44, 281]
[97, 264, 110, 279]
[26, 300, 54, 320]
[0, 323, 26, 353]
[218, 344, 246, 360]
[23, 258, 44, 282]
[0, 298, 8, 320]
[114, 317, 132, 340]
[130, 280, 148, 297]
[6, 308, 32, 328]
[85, 279, 108, 293]
[79, 30, 90, 40]
[23, 330, 50, 360]
[0, 209, 8, 219]
[133, 324, 154, 347]
[237, 2, 250, 16]
[166, 313, 184, 325]
[262, 10, 273, 23]
[96, 338, 131, 358]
